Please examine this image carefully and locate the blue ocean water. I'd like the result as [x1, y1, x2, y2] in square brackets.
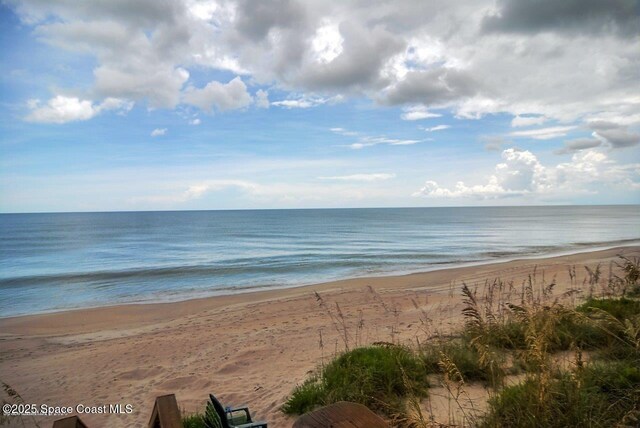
[1, 206, 638, 317]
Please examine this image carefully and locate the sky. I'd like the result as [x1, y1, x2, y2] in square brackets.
[0, 0, 639, 213]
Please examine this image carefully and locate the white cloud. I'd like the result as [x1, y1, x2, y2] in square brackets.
[317, 173, 396, 181]
[255, 89, 270, 108]
[183, 77, 252, 112]
[511, 115, 546, 127]
[311, 20, 344, 64]
[189, 118, 201, 125]
[414, 179, 516, 199]
[26, 95, 133, 124]
[400, 106, 442, 121]
[26, 96, 95, 124]
[95, 66, 189, 109]
[96, 97, 134, 113]
[151, 128, 167, 137]
[415, 148, 639, 199]
[350, 137, 422, 149]
[423, 125, 450, 132]
[272, 95, 343, 109]
[10, 0, 640, 128]
[509, 126, 576, 140]
[330, 127, 422, 149]
[272, 99, 314, 109]
[330, 127, 359, 137]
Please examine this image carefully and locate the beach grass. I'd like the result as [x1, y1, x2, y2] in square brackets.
[283, 255, 640, 427]
[281, 344, 429, 419]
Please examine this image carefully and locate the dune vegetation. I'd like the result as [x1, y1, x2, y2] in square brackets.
[283, 255, 640, 427]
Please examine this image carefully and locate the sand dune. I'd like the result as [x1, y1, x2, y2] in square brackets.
[1, 246, 638, 427]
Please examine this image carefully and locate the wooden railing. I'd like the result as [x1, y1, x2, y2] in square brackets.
[147, 394, 182, 428]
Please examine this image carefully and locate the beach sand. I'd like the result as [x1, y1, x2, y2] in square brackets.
[1, 246, 638, 427]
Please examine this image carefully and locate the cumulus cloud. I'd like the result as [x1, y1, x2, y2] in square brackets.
[380, 68, 478, 106]
[415, 147, 639, 199]
[482, 0, 640, 37]
[7, 0, 640, 128]
[26, 95, 133, 123]
[151, 128, 167, 137]
[183, 77, 252, 112]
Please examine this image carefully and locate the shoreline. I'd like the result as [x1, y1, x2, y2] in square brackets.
[0, 244, 636, 332]
[1, 246, 639, 428]
[2, 240, 639, 321]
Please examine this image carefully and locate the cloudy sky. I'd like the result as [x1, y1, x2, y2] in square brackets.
[1, 0, 639, 212]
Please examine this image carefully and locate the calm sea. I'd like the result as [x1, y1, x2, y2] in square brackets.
[1, 206, 638, 317]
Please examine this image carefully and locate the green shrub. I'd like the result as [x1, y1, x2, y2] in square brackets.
[182, 413, 205, 428]
[481, 361, 640, 428]
[478, 321, 528, 350]
[281, 377, 325, 415]
[553, 313, 611, 350]
[477, 309, 614, 353]
[421, 339, 495, 383]
[581, 360, 640, 399]
[282, 345, 429, 418]
[577, 297, 640, 321]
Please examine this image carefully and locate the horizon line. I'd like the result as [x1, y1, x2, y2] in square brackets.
[1, 203, 638, 215]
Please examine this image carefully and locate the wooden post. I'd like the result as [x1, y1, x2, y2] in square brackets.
[52, 415, 89, 428]
[148, 394, 182, 428]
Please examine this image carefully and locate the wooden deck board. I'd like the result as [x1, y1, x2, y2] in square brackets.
[293, 401, 389, 428]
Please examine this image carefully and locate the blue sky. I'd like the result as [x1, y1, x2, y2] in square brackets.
[1, 0, 639, 212]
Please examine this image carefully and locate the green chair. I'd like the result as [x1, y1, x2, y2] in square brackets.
[204, 393, 267, 428]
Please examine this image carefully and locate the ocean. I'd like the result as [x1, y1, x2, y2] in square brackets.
[1, 206, 638, 317]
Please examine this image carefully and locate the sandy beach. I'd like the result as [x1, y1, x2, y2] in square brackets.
[1, 246, 638, 428]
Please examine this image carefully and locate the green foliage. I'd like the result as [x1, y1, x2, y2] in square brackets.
[182, 413, 206, 428]
[577, 297, 640, 321]
[471, 320, 527, 350]
[281, 377, 325, 415]
[284, 256, 640, 427]
[474, 299, 636, 354]
[204, 400, 224, 428]
[582, 360, 640, 398]
[282, 344, 429, 418]
[421, 339, 495, 383]
[553, 312, 611, 350]
[180, 403, 224, 428]
[481, 360, 640, 428]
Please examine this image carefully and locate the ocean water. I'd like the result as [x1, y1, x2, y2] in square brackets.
[1, 206, 638, 317]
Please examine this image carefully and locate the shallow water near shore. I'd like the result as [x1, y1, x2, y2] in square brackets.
[1, 205, 638, 317]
